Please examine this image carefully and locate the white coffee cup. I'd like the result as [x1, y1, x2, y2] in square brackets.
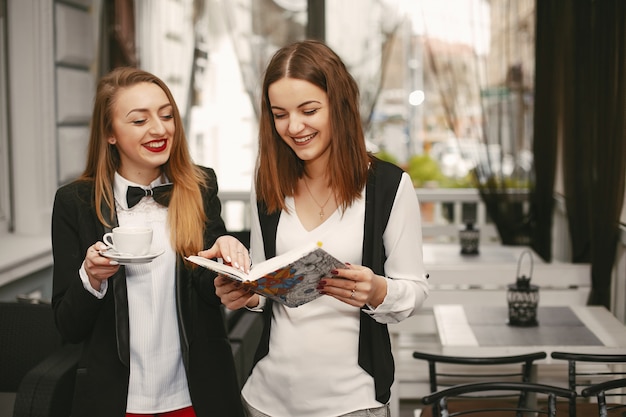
[103, 227, 153, 256]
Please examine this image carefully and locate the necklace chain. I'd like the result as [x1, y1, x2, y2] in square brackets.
[303, 177, 332, 220]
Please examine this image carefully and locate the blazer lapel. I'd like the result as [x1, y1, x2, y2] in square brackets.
[101, 199, 131, 368]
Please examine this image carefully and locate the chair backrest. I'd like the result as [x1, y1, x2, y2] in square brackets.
[0, 302, 62, 392]
[550, 351, 626, 416]
[413, 351, 547, 417]
[413, 350, 547, 392]
[580, 377, 626, 416]
[421, 381, 577, 417]
[550, 352, 626, 393]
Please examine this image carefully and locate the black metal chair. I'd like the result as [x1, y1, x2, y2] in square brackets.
[12, 344, 81, 417]
[0, 302, 61, 394]
[0, 301, 79, 417]
[421, 381, 577, 417]
[413, 350, 547, 417]
[550, 352, 626, 417]
[580, 377, 626, 417]
[8, 304, 262, 417]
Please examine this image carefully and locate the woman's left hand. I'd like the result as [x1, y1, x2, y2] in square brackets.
[320, 264, 387, 308]
[197, 235, 250, 273]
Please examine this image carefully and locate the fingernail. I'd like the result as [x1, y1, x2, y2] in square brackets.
[225, 256, 232, 263]
[330, 269, 338, 275]
[109, 260, 119, 266]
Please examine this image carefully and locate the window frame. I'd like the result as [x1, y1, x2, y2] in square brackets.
[0, 0, 56, 289]
[0, 0, 10, 234]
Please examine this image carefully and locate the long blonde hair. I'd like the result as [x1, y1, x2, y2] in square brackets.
[79, 67, 208, 256]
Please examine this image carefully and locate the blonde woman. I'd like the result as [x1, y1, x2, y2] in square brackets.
[52, 67, 246, 417]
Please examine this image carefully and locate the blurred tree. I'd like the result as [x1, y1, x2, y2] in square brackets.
[373, 149, 400, 166]
[406, 154, 443, 188]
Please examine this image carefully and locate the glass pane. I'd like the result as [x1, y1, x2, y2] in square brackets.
[370, 0, 535, 188]
[185, 0, 536, 241]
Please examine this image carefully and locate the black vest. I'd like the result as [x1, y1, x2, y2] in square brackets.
[252, 158, 403, 404]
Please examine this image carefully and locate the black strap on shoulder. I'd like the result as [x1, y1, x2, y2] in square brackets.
[362, 158, 404, 274]
[251, 200, 279, 366]
[359, 157, 404, 404]
[257, 200, 280, 260]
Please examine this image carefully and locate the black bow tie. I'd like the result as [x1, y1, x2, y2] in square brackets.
[126, 184, 173, 208]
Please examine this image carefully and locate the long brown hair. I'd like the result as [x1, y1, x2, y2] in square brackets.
[256, 40, 372, 213]
[79, 67, 208, 256]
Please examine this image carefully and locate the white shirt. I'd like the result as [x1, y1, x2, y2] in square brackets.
[241, 172, 429, 417]
[80, 173, 191, 413]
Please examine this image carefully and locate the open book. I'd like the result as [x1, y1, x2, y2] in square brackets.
[186, 241, 345, 307]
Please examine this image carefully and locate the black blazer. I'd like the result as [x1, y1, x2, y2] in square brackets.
[51, 167, 244, 417]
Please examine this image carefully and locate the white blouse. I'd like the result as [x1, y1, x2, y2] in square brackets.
[241, 172, 429, 417]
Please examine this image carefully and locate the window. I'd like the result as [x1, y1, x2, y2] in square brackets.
[0, 0, 57, 294]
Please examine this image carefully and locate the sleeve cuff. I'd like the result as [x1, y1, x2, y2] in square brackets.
[79, 262, 108, 299]
[245, 295, 266, 312]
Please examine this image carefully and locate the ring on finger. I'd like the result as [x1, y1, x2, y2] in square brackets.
[350, 288, 356, 299]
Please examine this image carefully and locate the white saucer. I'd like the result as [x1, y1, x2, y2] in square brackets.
[99, 249, 165, 264]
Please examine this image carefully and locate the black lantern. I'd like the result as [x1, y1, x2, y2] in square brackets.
[459, 221, 480, 255]
[507, 250, 539, 326]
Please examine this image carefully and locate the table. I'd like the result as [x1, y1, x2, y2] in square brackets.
[421, 243, 591, 307]
[434, 304, 626, 359]
[423, 243, 543, 266]
[387, 245, 593, 415]
[388, 303, 626, 416]
[429, 304, 626, 412]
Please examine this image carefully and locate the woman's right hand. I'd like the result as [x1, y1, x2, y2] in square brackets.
[214, 275, 259, 310]
[84, 242, 120, 291]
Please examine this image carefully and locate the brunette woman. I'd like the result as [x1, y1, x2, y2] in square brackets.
[207, 41, 429, 417]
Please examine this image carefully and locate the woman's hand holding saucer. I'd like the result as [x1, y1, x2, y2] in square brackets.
[84, 243, 120, 291]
